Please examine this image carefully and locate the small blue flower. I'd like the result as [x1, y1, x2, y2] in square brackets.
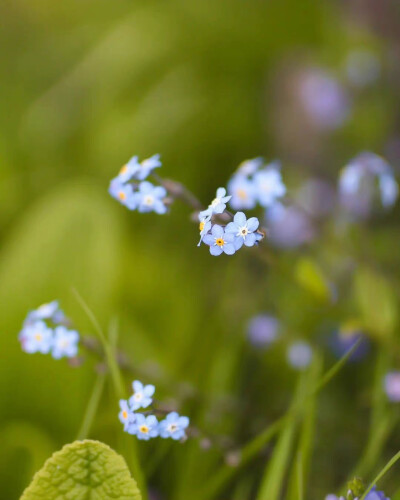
[133, 181, 167, 214]
[379, 173, 398, 208]
[254, 165, 286, 208]
[159, 412, 189, 440]
[128, 414, 159, 440]
[287, 341, 312, 370]
[203, 225, 236, 256]
[119, 399, 136, 431]
[129, 380, 156, 410]
[116, 156, 140, 183]
[365, 486, 389, 500]
[109, 179, 137, 210]
[236, 157, 264, 176]
[247, 315, 280, 349]
[384, 371, 400, 402]
[133, 154, 162, 181]
[51, 326, 79, 359]
[227, 175, 257, 210]
[25, 300, 61, 325]
[225, 212, 259, 250]
[197, 217, 212, 246]
[199, 187, 232, 220]
[19, 321, 53, 354]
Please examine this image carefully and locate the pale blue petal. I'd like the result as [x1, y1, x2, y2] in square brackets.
[210, 245, 223, 256]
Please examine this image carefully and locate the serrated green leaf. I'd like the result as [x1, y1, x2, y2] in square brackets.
[20, 440, 142, 500]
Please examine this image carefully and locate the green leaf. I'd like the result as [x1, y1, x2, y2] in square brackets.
[20, 440, 142, 500]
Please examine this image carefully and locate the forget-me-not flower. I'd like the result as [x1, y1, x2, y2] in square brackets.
[128, 414, 159, 440]
[225, 212, 260, 249]
[20, 321, 53, 354]
[287, 341, 313, 370]
[384, 371, 400, 402]
[51, 326, 79, 359]
[109, 179, 137, 210]
[247, 315, 280, 349]
[203, 225, 236, 256]
[119, 400, 136, 431]
[199, 187, 232, 220]
[236, 157, 263, 177]
[129, 380, 156, 410]
[116, 156, 140, 183]
[254, 165, 286, 208]
[25, 300, 66, 326]
[133, 181, 167, 214]
[227, 175, 257, 210]
[159, 412, 189, 440]
[131, 154, 162, 181]
[198, 217, 212, 246]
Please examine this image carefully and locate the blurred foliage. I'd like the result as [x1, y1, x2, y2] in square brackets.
[1, 0, 400, 499]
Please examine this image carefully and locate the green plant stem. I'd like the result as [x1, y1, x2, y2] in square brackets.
[76, 372, 106, 441]
[360, 450, 400, 500]
[297, 453, 304, 500]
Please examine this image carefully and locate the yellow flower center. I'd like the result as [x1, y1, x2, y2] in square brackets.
[134, 393, 142, 401]
[120, 165, 128, 175]
[211, 197, 220, 208]
[118, 191, 127, 201]
[122, 410, 128, 420]
[237, 189, 248, 200]
[139, 425, 149, 434]
[199, 221, 205, 232]
[34, 333, 42, 342]
[240, 227, 248, 236]
[215, 238, 225, 247]
[144, 195, 154, 206]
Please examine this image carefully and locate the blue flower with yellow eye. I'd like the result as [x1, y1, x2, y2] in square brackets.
[128, 414, 159, 440]
[133, 154, 162, 181]
[199, 187, 232, 220]
[116, 156, 140, 183]
[129, 380, 156, 410]
[19, 321, 53, 354]
[109, 179, 137, 210]
[133, 182, 167, 214]
[225, 212, 260, 250]
[51, 326, 79, 359]
[119, 399, 136, 431]
[159, 412, 189, 440]
[203, 225, 236, 256]
[228, 175, 257, 210]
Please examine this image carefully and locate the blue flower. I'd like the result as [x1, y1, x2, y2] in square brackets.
[159, 412, 189, 440]
[129, 380, 155, 410]
[227, 175, 257, 210]
[384, 371, 400, 402]
[116, 156, 140, 183]
[133, 181, 167, 214]
[380, 173, 398, 208]
[287, 341, 312, 370]
[199, 187, 232, 220]
[51, 326, 79, 359]
[133, 154, 162, 181]
[254, 165, 286, 208]
[197, 217, 212, 246]
[109, 179, 137, 210]
[247, 315, 280, 349]
[236, 157, 264, 177]
[203, 225, 236, 256]
[225, 212, 259, 249]
[25, 300, 62, 325]
[119, 399, 136, 431]
[19, 321, 53, 354]
[127, 414, 159, 440]
[365, 486, 389, 500]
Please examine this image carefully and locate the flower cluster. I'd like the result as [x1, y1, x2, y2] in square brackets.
[109, 154, 168, 214]
[119, 380, 189, 441]
[19, 301, 79, 359]
[198, 187, 262, 256]
[339, 152, 398, 217]
[227, 158, 286, 211]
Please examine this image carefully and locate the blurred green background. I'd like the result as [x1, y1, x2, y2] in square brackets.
[1, 1, 400, 499]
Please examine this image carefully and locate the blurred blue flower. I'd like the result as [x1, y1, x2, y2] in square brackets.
[119, 399, 136, 431]
[266, 203, 314, 248]
[25, 300, 67, 326]
[129, 380, 156, 410]
[339, 152, 398, 217]
[325, 487, 389, 500]
[254, 164, 286, 208]
[128, 414, 159, 440]
[287, 341, 313, 370]
[133, 181, 167, 214]
[299, 69, 350, 129]
[19, 321, 53, 354]
[227, 175, 257, 210]
[236, 157, 264, 177]
[51, 326, 79, 359]
[384, 371, 400, 402]
[115, 156, 140, 183]
[203, 225, 236, 256]
[159, 411, 190, 440]
[247, 314, 280, 349]
[328, 324, 369, 362]
[109, 179, 137, 210]
[225, 212, 259, 249]
[133, 154, 162, 181]
[199, 187, 232, 220]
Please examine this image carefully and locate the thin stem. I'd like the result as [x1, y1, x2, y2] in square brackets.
[297, 453, 304, 500]
[76, 372, 106, 440]
[152, 173, 204, 211]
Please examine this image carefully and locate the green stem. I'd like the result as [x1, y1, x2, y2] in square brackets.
[76, 372, 106, 441]
[360, 450, 400, 500]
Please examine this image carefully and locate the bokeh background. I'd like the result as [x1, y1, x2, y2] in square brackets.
[1, 1, 400, 499]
